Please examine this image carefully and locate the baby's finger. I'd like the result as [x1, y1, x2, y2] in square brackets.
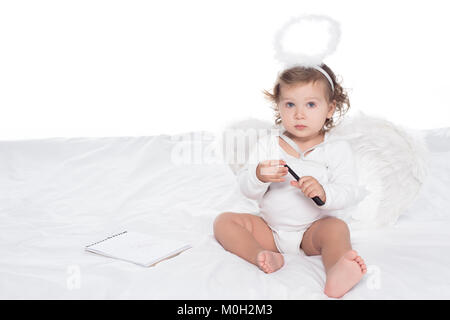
[273, 159, 287, 167]
[290, 180, 300, 188]
[260, 172, 286, 182]
[260, 160, 287, 176]
[260, 166, 279, 176]
[260, 167, 272, 176]
[301, 181, 316, 193]
[270, 170, 288, 182]
[262, 159, 286, 167]
[277, 166, 289, 175]
[263, 174, 285, 183]
[306, 188, 318, 198]
[298, 176, 313, 187]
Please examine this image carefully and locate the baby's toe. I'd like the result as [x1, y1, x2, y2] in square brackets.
[345, 250, 358, 260]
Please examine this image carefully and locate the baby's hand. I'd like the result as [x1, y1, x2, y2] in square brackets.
[256, 159, 288, 183]
[290, 176, 326, 203]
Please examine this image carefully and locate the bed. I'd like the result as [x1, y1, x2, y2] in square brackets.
[1, 117, 449, 300]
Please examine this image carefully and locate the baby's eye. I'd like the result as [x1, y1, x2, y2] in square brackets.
[307, 102, 316, 108]
[286, 102, 295, 108]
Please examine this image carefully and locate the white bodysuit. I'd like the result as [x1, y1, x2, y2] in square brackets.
[237, 129, 362, 255]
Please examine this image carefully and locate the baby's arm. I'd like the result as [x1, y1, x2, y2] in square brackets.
[237, 159, 271, 201]
[237, 135, 284, 201]
[319, 140, 362, 211]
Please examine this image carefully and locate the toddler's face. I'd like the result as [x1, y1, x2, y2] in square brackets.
[278, 81, 336, 140]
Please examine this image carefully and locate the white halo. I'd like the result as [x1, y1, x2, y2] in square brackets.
[274, 15, 341, 68]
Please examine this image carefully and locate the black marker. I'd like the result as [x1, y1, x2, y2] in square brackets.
[283, 164, 325, 206]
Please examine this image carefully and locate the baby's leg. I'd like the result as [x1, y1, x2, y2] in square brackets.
[213, 212, 284, 273]
[300, 217, 367, 298]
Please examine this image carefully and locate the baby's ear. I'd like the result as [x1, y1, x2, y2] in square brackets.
[330, 99, 337, 113]
[328, 100, 336, 115]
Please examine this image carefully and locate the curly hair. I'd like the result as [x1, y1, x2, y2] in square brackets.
[262, 63, 350, 133]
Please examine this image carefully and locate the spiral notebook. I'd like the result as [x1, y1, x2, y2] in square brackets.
[85, 231, 192, 267]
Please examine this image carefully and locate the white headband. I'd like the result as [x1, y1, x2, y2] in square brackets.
[312, 65, 334, 92]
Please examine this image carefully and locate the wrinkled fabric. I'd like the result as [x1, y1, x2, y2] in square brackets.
[0, 129, 449, 299]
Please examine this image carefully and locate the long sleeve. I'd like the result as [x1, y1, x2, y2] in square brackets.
[319, 140, 363, 213]
[237, 133, 279, 202]
[237, 160, 271, 202]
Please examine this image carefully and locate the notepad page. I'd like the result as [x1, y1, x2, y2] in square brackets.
[86, 231, 191, 266]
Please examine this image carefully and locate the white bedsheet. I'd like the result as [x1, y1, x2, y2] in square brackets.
[1, 128, 449, 299]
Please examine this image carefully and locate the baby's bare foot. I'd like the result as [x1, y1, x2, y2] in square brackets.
[256, 250, 284, 273]
[324, 250, 366, 298]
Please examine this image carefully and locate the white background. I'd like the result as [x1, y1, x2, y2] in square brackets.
[1, 0, 449, 140]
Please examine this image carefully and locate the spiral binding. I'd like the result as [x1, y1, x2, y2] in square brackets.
[85, 230, 128, 248]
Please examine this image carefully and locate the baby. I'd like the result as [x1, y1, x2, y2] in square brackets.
[213, 64, 367, 298]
